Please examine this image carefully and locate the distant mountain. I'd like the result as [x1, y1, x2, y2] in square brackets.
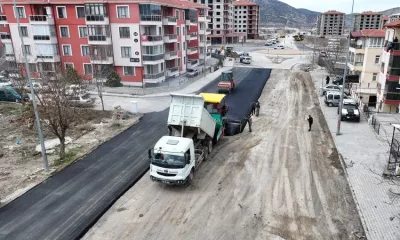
[380, 7, 400, 16]
[253, 0, 319, 26]
[254, 0, 400, 27]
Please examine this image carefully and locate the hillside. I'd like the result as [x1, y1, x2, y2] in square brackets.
[380, 7, 400, 16]
[254, 0, 319, 26]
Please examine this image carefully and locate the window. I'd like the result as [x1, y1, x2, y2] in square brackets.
[183, 42, 186, 50]
[368, 37, 384, 48]
[24, 45, 31, 55]
[39, 62, 54, 72]
[76, 6, 85, 18]
[57, 6, 67, 19]
[60, 26, 69, 38]
[62, 45, 72, 56]
[121, 46, 131, 58]
[119, 27, 130, 38]
[79, 27, 87, 38]
[29, 63, 37, 72]
[19, 26, 28, 37]
[123, 66, 135, 76]
[372, 73, 377, 81]
[184, 56, 186, 64]
[178, 58, 181, 67]
[65, 63, 74, 69]
[175, 10, 179, 19]
[15, 6, 25, 18]
[84, 64, 93, 75]
[183, 26, 185, 35]
[176, 27, 180, 35]
[177, 43, 180, 50]
[375, 55, 380, 64]
[81, 46, 89, 56]
[334, 95, 340, 100]
[117, 6, 129, 18]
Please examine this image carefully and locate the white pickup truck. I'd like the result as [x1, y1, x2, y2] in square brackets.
[148, 93, 223, 185]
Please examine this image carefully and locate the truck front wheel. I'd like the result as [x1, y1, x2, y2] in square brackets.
[186, 170, 194, 185]
[207, 140, 213, 154]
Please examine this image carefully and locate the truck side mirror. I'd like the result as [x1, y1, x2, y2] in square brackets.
[148, 149, 152, 160]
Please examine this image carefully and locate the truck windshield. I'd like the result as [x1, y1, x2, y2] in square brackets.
[152, 153, 185, 168]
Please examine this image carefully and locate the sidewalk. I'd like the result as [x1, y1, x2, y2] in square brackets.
[311, 69, 400, 240]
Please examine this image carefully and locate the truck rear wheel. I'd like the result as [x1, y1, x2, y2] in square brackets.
[207, 140, 213, 154]
[203, 146, 209, 160]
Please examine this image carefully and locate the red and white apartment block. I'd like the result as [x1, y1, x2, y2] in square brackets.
[0, 0, 212, 86]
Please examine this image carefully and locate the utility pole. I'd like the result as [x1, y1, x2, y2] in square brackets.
[13, 0, 49, 171]
[336, 0, 355, 135]
[312, 23, 317, 68]
[203, 32, 207, 77]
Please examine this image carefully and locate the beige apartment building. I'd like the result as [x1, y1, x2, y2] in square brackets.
[353, 11, 382, 31]
[233, 0, 260, 39]
[348, 30, 385, 107]
[376, 20, 400, 112]
[317, 10, 345, 36]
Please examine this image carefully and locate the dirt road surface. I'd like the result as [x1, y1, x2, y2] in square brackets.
[83, 69, 363, 240]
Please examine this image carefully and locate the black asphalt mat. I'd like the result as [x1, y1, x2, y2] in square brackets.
[0, 67, 271, 240]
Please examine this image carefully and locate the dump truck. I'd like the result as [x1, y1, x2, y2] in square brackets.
[218, 71, 236, 93]
[149, 93, 226, 185]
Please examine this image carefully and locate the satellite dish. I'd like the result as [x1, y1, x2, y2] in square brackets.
[356, 40, 362, 45]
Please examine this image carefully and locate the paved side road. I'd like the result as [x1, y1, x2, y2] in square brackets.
[0, 110, 168, 240]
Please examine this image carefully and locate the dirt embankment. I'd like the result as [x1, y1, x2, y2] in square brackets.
[83, 69, 363, 240]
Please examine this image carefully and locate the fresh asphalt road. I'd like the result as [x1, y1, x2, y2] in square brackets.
[0, 67, 270, 240]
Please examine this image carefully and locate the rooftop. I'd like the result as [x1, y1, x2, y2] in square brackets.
[351, 29, 385, 38]
[359, 11, 381, 15]
[323, 10, 345, 15]
[385, 20, 400, 28]
[383, 16, 389, 20]
[233, 0, 258, 6]
[0, 0, 208, 9]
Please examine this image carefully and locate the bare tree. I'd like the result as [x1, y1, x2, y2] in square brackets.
[35, 68, 83, 159]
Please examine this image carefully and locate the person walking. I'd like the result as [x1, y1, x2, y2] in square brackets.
[255, 100, 260, 117]
[307, 115, 313, 131]
[325, 75, 330, 85]
[250, 102, 256, 115]
[246, 113, 252, 132]
[394, 36, 398, 43]
[167, 125, 173, 136]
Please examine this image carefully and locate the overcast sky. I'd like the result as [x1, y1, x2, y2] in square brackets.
[279, 0, 399, 14]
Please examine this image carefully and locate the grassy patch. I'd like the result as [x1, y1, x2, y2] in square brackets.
[0, 102, 23, 116]
[53, 147, 83, 167]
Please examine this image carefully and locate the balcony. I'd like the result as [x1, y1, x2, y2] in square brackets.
[162, 16, 177, 25]
[206, 40, 211, 46]
[388, 66, 400, 78]
[142, 54, 165, 64]
[142, 35, 163, 46]
[36, 54, 61, 62]
[347, 61, 363, 72]
[186, 32, 197, 40]
[206, 28, 212, 34]
[88, 35, 112, 45]
[140, 15, 162, 25]
[166, 67, 179, 77]
[0, 33, 11, 42]
[143, 72, 166, 83]
[185, 19, 197, 26]
[33, 35, 58, 44]
[187, 47, 198, 55]
[90, 55, 113, 64]
[0, 15, 7, 24]
[29, 15, 55, 25]
[164, 51, 178, 60]
[384, 92, 400, 101]
[86, 15, 109, 25]
[163, 34, 178, 43]
[5, 54, 15, 61]
[385, 42, 400, 56]
[198, 15, 211, 22]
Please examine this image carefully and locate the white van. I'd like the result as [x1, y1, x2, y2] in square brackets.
[324, 91, 341, 107]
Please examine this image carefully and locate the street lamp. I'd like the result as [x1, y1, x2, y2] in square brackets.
[336, 0, 355, 135]
[13, 0, 49, 171]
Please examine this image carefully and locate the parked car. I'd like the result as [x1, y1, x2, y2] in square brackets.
[66, 93, 95, 108]
[186, 68, 199, 77]
[240, 56, 252, 64]
[324, 91, 349, 107]
[274, 45, 284, 49]
[65, 85, 87, 96]
[24, 82, 50, 93]
[0, 78, 12, 87]
[321, 84, 343, 95]
[0, 86, 29, 103]
[265, 41, 272, 46]
[338, 99, 360, 122]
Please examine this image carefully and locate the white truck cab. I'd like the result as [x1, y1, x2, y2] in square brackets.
[150, 136, 195, 184]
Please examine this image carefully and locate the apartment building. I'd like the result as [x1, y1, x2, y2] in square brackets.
[376, 20, 400, 112]
[381, 16, 389, 29]
[192, 0, 245, 44]
[348, 29, 385, 107]
[389, 13, 400, 23]
[233, 0, 259, 39]
[353, 11, 382, 31]
[316, 10, 345, 36]
[0, 0, 209, 86]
